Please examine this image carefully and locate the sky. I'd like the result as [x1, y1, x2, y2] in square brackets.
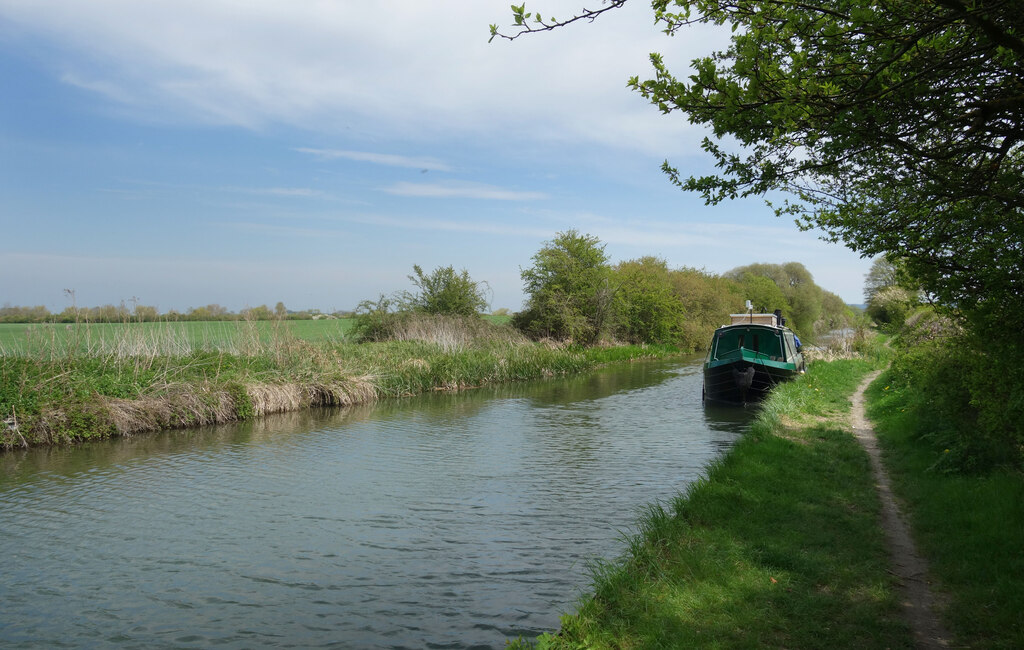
[0, 0, 873, 314]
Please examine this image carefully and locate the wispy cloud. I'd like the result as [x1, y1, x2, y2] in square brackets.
[4, 1, 716, 155]
[224, 222, 343, 237]
[383, 181, 547, 201]
[339, 213, 552, 239]
[224, 186, 326, 198]
[295, 148, 451, 172]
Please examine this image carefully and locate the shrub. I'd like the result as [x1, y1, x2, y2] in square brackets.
[400, 265, 489, 317]
[514, 230, 614, 344]
[351, 295, 401, 342]
[886, 329, 1023, 472]
[867, 286, 919, 331]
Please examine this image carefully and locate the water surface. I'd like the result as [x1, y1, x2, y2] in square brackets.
[1, 357, 751, 649]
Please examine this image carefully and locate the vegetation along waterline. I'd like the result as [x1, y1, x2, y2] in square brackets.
[513, 353, 918, 649]
[0, 315, 679, 450]
[2, 242, 860, 449]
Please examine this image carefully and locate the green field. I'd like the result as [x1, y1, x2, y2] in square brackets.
[0, 315, 515, 356]
[0, 320, 358, 356]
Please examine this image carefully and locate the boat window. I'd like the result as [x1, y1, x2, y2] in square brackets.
[714, 330, 744, 358]
[783, 333, 797, 360]
[713, 328, 789, 359]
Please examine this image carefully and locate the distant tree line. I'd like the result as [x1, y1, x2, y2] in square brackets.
[0, 301, 345, 324]
[353, 230, 856, 348]
[8, 232, 855, 351]
[512, 230, 854, 348]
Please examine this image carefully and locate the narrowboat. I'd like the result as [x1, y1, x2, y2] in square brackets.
[702, 308, 806, 405]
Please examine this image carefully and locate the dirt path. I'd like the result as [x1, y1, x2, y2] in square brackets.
[850, 371, 953, 649]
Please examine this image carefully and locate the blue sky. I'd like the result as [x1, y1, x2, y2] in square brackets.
[1, 1, 872, 314]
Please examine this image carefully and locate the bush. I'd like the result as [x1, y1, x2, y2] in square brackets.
[515, 230, 614, 343]
[351, 295, 401, 342]
[400, 265, 489, 317]
[353, 265, 491, 342]
[886, 330, 1024, 472]
[867, 286, 919, 331]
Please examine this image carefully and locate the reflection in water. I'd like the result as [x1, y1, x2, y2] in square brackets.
[0, 357, 751, 649]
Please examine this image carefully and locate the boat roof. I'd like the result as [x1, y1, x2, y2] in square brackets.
[729, 312, 780, 326]
[715, 322, 791, 333]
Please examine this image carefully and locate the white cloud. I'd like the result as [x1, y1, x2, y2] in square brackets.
[295, 148, 451, 171]
[336, 213, 553, 240]
[382, 181, 548, 201]
[0, 0, 724, 156]
[224, 222, 343, 238]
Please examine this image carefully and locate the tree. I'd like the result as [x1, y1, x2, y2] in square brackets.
[866, 286, 918, 330]
[864, 255, 921, 327]
[0, 304, 51, 323]
[494, 1, 1024, 337]
[401, 265, 490, 317]
[514, 230, 614, 343]
[863, 255, 917, 304]
[241, 304, 273, 321]
[735, 272, 789, 317]
[134, 305, 159, 322]
[613, 256, 685, 344]
[274, 302, 287, 319]
[727, 262, 823, 335]
[668, 267, 744, 349]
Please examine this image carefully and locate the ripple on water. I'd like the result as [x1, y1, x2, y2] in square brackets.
[0, 358, 748, 649]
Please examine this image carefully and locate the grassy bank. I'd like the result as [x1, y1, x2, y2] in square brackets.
[1, 317, 678, 449]
[867, 374, 1024, 648]
[518, 356, 913, 648]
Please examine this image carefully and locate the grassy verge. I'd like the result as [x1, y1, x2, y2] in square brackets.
[518, 357, 913, 648]
[1, 317, 679, 449]
[867, 373, 1024, 648]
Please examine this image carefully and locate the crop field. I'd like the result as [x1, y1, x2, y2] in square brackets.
[0, 319, 357, 356]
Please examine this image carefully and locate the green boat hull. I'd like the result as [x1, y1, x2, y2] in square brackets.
[702, 322, 805, 405]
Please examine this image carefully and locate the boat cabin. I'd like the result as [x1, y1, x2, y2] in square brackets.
[710, 324, 800, 364]
[728, 312, 781, 326]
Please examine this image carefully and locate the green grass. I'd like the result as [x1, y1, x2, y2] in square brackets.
[0, 319, 358, 355]
[517, 358, 912, 649]
[867, 374, 1024, 648]
[1, 317, 681, 448]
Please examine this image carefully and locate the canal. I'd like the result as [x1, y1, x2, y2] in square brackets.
[0, 356, 752, 649]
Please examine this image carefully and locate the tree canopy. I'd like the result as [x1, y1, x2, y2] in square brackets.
[495, 0, 1024, 337]
[401, 264, 490, 317]
[726, 261, 849, 337]
[514, 230, 615, 343]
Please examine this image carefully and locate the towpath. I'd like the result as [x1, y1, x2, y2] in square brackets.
[850, 371, 953, 649]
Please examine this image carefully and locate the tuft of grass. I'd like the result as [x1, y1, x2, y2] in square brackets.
[868, 375, 1024, 648]
[517, 358, 911, 649]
